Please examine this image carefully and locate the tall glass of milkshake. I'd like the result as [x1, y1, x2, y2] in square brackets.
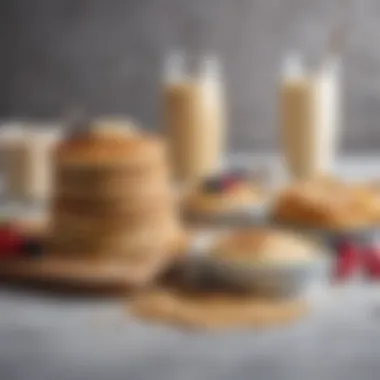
[279, 54, 341, 180]
[163, 51, 227, 185]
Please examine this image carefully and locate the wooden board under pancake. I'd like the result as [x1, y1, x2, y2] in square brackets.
[0, 255, 172, 294]
[0, 219, 190, 294]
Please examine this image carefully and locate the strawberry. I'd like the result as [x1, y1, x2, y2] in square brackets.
[0, 224, 23, 259]
[363, 245, 380, 280]
[334, 240, 361, 282]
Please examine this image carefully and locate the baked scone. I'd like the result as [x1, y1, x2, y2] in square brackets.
[211, 228, 319, 264]
[184, 170, 265, 217]
[273, 178, 378, 231]
[50, 120, 183, 259]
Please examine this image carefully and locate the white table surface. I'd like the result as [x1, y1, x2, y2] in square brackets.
[2, 156, 380, 380]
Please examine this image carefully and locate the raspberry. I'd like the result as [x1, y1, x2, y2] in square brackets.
[334, 240, 361, 281]
[363, 246, 380, 279]
[0, 224, 23, 259]
[222, 176, 239, 190]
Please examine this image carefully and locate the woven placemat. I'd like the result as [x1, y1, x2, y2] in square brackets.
[130, 287, 309, 330]
[0, 219, 192, 294]
[130, 257, 310, 332]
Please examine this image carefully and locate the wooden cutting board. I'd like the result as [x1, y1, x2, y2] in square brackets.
[0, 219, 190, 294]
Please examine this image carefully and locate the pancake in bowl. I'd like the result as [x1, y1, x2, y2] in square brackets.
[211, 228, 320, 265]
[207, 228, 328, 296]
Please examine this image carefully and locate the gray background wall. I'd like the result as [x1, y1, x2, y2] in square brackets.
[0, 0, 379, 152]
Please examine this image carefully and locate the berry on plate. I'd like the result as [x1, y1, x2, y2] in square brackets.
[222, 175, 240, 190]
[0, 223, 23, 259]
[363, 245, 380, 279]
[334, 240, 361, 281]
[21, 238, 45, 258]
[202, 177, 224, 193]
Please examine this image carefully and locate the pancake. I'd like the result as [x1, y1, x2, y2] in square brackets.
[55, 129, 167, 168]
[51, 208, 177, 231]
[211, 228, 319, 264]
[55, 161, 169, 182]
[51, 227, 179, 258]
[54, 175, 172, 200]
[52, 194, 174, 217]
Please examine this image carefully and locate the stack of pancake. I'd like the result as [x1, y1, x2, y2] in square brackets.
[50, 121, 182, 263]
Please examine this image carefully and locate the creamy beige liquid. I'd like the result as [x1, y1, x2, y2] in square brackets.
[280, 76, 319, 179]
[280, 62, 340, 180]
[0, 128, 25, 199]
[1, 129, 61, 202]
[164, 79, 225, 183]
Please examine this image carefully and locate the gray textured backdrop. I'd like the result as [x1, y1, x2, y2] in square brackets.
[0, 0, 379, 152]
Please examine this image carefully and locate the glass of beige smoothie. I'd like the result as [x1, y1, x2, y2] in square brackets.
[163, 51, 227, 185]
[279, 54, 341, 180]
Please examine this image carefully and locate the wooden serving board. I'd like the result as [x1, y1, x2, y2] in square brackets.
[0, 219, 191, 295]
[0, 255, 176, 294]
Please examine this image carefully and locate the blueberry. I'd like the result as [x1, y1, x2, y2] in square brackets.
[228, 168, 248, 180]
[23, 239, 45, 258]
[202, 177, 224, 193]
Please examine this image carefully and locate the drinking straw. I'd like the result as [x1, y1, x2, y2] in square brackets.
[321, 0, 354, 64]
